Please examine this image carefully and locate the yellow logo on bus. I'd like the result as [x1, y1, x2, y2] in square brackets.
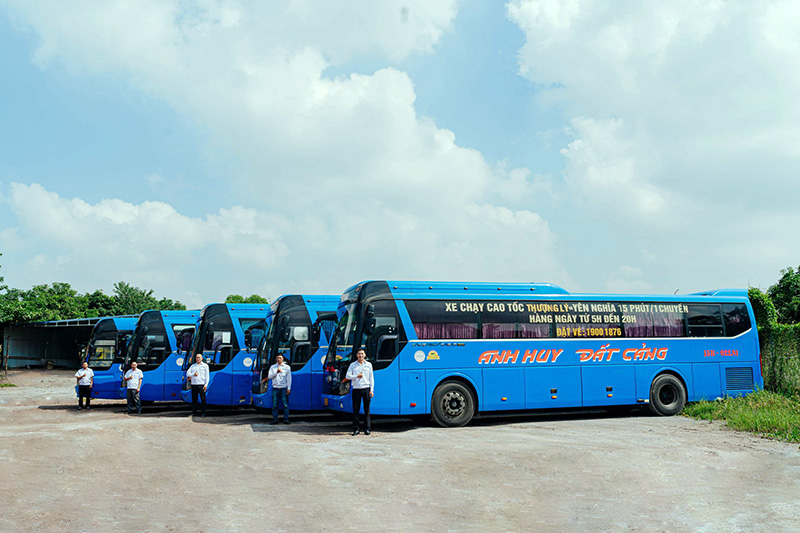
[427, 350, 440, 360]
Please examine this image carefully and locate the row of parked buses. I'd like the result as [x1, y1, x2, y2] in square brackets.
[81, 281, 764, 427]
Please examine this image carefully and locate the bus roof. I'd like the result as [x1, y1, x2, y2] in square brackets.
[340, 281, 751, 303]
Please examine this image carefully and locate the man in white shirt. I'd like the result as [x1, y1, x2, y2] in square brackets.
[74, 361, 94, 410]
[123, 361, 144, 414]
[263, 354, 291, 425]
[345, 348, 374, 436]
[186, 353, 210, 417]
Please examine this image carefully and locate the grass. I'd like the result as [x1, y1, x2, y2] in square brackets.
[0, 382, 17, 388]
[683, 390, 800, 443]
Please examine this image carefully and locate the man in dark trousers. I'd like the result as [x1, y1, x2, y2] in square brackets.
[263, 354, 292, 425]
[75, 361, 94, 410]
[186, 352, 210, 417]
[123, 361, 143, 414]
[345, 348, 374, 436]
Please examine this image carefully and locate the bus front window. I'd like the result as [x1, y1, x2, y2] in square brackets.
[329, 304, 357, 364]
[86, 338, 116, 369]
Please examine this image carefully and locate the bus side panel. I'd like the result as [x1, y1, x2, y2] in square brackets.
[231, 351, 253, 405]
[691, 363, 722, 401]
[291, 367, 313, 411]
[398, 370, 426, 415]
[164, 356, 184, 401]
[140, 366, 165, 402]
[372, 368, 400, 415]
[525, 366, 582, 409]
[582, 365, 636, 406]
[91, 369, 125, 400]
[482, 368, 525, 411]
[310, 348, 326, 411]
[206, 372, 233, 405]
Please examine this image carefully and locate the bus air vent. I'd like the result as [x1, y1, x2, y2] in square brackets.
[725, 367, 754, 391]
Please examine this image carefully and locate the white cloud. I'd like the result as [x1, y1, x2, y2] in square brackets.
[4, 182, 564, 304]
[0, 1, 573, 302]
[508, 0, 800, 291]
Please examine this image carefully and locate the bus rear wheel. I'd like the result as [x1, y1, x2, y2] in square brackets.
[648, 374, 686, 416]
[431, 382, 475, 427]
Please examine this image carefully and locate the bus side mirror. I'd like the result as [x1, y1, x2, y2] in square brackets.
[312, 324, 321, 344]
[205, 330, 214, 347]
[244, 330, 252, 350]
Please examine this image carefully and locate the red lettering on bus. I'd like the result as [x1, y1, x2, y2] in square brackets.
[479, 351, 496, 364]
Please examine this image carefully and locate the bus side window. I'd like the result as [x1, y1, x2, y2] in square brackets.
[723, 303, 751, 337]
[364, 300, 404, 365]
[687, 304, 723, 337]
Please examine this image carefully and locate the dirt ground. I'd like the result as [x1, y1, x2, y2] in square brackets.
[1, 370, 799, 532]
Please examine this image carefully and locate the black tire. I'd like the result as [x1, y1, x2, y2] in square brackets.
[431, 381, 475, 427]
[648, 374, 686, 416]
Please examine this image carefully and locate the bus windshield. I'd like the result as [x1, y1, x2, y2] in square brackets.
[189, 305, 238, 370]
[86, 320, 131, 369]
[326, 303, 358, 366]
[86, 332, 119, 369]
[126, 312, 168, 370]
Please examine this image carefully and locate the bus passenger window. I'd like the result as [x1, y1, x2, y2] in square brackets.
[688, 304, 723, 337]
[405, 300, 478, 340]
[723, 304, 751, 337]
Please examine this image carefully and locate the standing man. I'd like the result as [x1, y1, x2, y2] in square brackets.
[186, 353, 209, 417]
[263, 354, 291, 425]
[346, 348, 374, 436]
[123, 361, 143, 414]
[75, 361, 94, 410]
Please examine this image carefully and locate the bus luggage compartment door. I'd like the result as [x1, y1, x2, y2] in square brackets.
[525, 366, 581, 409]
[399, 371, 426, 414]
[482, 368, 525, 411]
[581, 365, 635, 406]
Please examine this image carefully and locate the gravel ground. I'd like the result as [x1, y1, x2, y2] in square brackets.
[1, 369, 799, 532]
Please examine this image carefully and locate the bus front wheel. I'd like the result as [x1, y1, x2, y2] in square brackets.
[648, 374, 686, 416]
[431, 382, 475, 427]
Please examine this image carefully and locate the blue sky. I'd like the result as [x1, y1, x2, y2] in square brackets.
[1, 1, 798, 309]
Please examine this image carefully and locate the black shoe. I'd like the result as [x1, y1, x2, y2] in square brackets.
[137, 411, 141, 414]
[352, 429, 360, 436]
[283, 420, 290, 425]
[365, 430, 371, 435]
[201, 414, 205, 418]
[77, 407, 82, 410]
[86, 406, 90, 410]
[270, 421, 278, 425]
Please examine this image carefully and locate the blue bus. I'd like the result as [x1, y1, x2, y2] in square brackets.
[181, 303, 269, 407]
[251, 295, 339, 412]
[122, 310, 199, 402]
[81, 316, 138, 400]
[321, 281, 763, 427]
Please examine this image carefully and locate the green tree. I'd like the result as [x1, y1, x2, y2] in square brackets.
[0, 282, 88, 323]
[85, 289, 115, 317]
[111, 281, 185, 315]
[748, 287, 777, 332]
[768, 265, 800, 324]
[225, 294, 269, 304]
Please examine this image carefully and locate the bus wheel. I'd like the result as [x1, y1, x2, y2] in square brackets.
[431, 382, 475, 427]
[648, 374, 686, 416]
